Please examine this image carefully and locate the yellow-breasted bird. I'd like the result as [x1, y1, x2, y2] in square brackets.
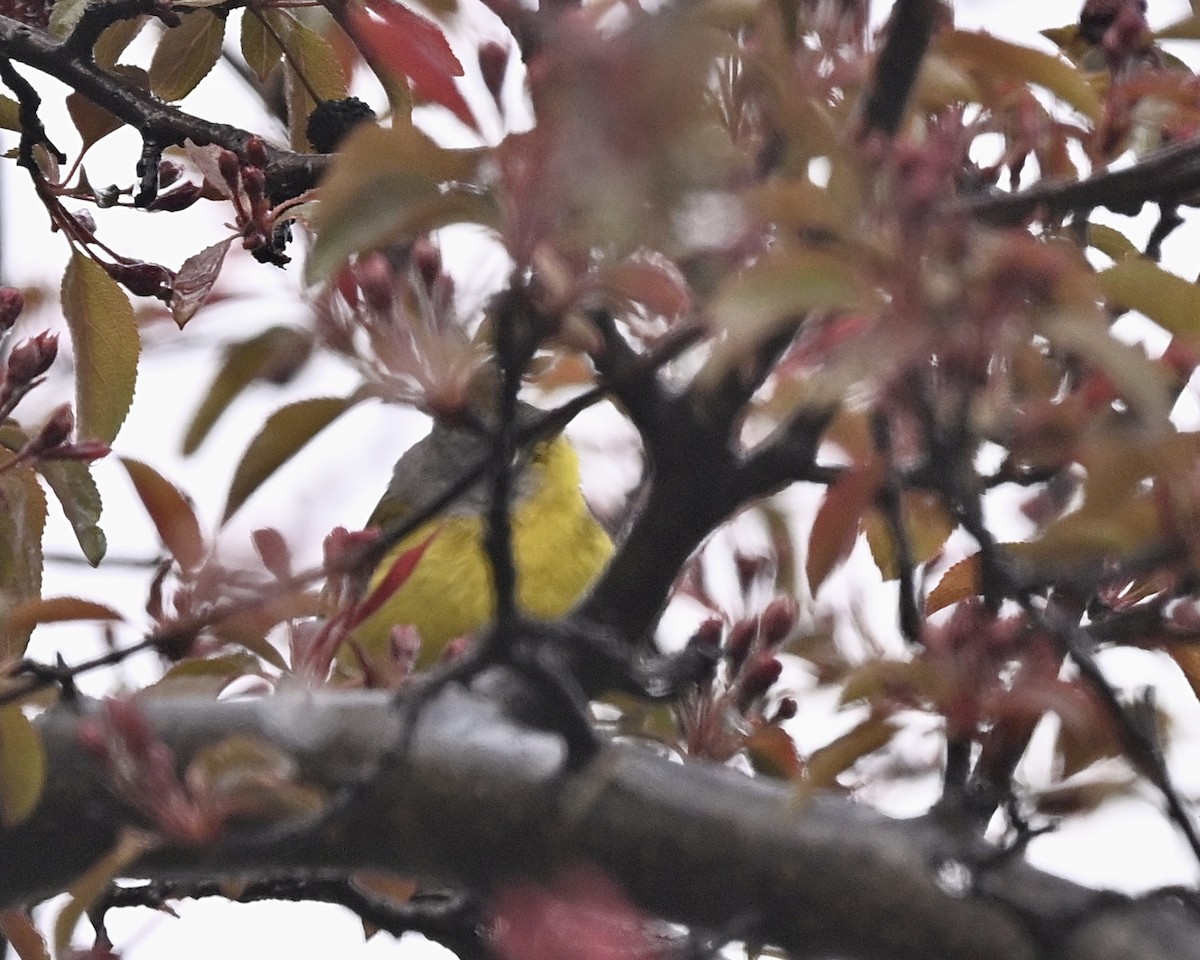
[345, 407, 614, 669]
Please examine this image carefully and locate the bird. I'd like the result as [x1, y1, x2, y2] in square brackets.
[343, 406, 614, 671]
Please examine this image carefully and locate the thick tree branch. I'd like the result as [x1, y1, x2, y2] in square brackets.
[5, 688, 1200, 960]
[957, 133, 1200, 226]
[857, 0, 944, 138]
[0, 15, 327, 201]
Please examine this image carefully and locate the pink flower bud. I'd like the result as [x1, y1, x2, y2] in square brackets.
[242, 166, 267, 208]
[771, 697, 798, 723]
[411, 236, 442, 288]
[725, 616, 758, 673]
[0, 287, 25, 331]
[688, 617, 724, 652]
[157, 159, 183, 188]
[217, 148, 241, 192]
[736, 654, 783, 710]
[356, 253, 395, 313]
[761, 596, 798, 647]
[244, 135, 269, 170]
[148, 181, 202, 212]
[6, 331, 58, 384]
[25, 403, 74, 456]
[477, 41, 509, 103]
[107, 261, 174, 299]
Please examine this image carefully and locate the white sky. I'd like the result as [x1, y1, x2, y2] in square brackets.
[6, 0, 1200, 956]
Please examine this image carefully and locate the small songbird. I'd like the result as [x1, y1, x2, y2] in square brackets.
[345, 406, 614, 668]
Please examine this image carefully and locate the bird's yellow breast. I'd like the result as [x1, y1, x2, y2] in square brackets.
[348, 436, 613, 666]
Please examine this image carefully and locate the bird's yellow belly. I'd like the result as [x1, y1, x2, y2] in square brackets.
[349, 493, 612, 665]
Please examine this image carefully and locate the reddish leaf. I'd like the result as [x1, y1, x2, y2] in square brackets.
[746, 725, 803, 779]
[346, 0, 475, 130]
[805, 461, 884, 596]
[120, 457, 206, 571]
[0, 909, 49, 960]
[4, 596, 122, 640]
[348, 529, 440, 628]
[171, 237, 233, 328]
[925, 553, 982, 615]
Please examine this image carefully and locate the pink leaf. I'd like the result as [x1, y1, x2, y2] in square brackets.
[347, 0, 476, 130]
[171, 237, 234, 328]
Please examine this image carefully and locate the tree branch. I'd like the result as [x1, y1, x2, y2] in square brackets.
[4, 689, 1200, 960]
[0, 15, 328, 201]
[957, 133, 1200, 226]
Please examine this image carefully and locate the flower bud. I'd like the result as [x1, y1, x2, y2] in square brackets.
[242, 166, 267, 208]
[734, 551, 769, 592]
[761, 596, 798, 648]
[687, 617, 724, 653]
[7, 331, 58, 384]
[71, 210, 97, 237]
[356, 253, 395, 313]
[725, 616, 758, 674]
[148, 181, 203, 213]
[244, 135, 269, 170]
[253, 527, 292, 580]
[25, 403, 74, 457]
[217, 148, 241, 192]
[477, 41, 509, 103]
[771, 697, 798, 723]
[107, 261, 174, 299]
[411, 236, 442, 288]
[157, 159, 184, 188]
[736, 654, 783, 710]
[0, 287, 25, 331]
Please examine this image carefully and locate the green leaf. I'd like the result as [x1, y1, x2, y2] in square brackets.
[701, 249, 872, 389]
[182, 326, 314, 455]
[305, 122, 489, 284]
[0, 706, 44, 827]
[47, 0, 89, 38]
[240, 8, 283, 83]
[936, 29, 1102, 121]
[277, 9, 347, 150]
[53, 829, 156, 958]
[1040, 312, 1174, 427]
[61, 252, 140, 444]
[120, 458, 206, 571]
[1097, 258, 1200, 351]
[863, 491, 956, 582]
[94, 16, 148, 68]
[36, 460, 106, 566]
[1087, 223, 1141, 263]
[149, 10, 226, 102]
[795, 715, 897, 804]
[222, 396, 358, 522]
[0, 95, 20, 133]
[0, 464, 46, 659]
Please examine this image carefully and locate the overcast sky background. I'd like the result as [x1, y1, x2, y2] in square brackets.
[5, 0, 1200, 956]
